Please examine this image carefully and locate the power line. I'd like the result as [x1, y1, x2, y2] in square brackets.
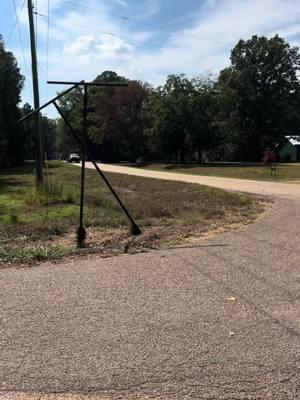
[35, 12, 215, 60]
[60, 0, 217, 43]
[12, 0, 31, 83]
[46, 0, 50, 81]
[45, 14, 146, 46]
[6, 0, 26, 45]
[35, 0, 38, 48]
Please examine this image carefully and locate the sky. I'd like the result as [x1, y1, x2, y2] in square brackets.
[1, 0, 300, 117]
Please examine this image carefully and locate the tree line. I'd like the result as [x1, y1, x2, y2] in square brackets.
[56, 34, 300, 163]
[0, 36, 57, 169]
[1, 34, 300, 169]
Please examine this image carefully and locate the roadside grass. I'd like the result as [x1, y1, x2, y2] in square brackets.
[136, 163, 300, 182]
[0, 161, 268, 265]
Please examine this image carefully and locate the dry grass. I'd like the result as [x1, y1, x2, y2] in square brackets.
[136, 163, 300, 182]
[0, 161, 269, 265]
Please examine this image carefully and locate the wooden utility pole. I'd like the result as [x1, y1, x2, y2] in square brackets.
[27, 0, 43, 185]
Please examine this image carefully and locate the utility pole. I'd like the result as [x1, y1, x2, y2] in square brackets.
[27, 0, 43, 185]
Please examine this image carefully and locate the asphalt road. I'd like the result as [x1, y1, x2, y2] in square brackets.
[0, 171, 299, 399]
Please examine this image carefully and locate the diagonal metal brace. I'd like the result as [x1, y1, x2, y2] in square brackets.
[19, 81, 84, 122]
[52, 101, 142, 236]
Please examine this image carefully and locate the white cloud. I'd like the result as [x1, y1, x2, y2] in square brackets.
[52, 1, 300, 78]
[63, 34, 133, 57]
[13, 0, 300, 112]
[130, 0, 300, 79]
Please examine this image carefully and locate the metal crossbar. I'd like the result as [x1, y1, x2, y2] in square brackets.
[19, 80, 141, 246]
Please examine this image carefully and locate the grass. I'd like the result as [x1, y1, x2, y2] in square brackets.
[0, 161, 268, 265]
[135, 163, 300, 182]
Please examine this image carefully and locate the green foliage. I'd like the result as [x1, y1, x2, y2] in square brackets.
[143, 74, 217, 162]
[0, 37, 58, 168]
[56, 71, 150, 162]
[143, 163, 300, 182]
[21, 103, 58, 160]
[0, 245, 70, 262]
[24, 176, 75, 206]
[0, 36, 24, 168]
[54, 36, 300, 164]
[216, 35, 300, 161]
[0, 161, 263, 264]
[4, 34, 298, 166]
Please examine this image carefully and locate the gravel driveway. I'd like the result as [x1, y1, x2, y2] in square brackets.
[83, 162, 300, 198]
[0, 169, 299, 399]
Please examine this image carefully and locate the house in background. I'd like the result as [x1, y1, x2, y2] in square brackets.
[278, 136, 300, 161]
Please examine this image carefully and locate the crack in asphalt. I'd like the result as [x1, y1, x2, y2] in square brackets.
[0, 194, 299, 399]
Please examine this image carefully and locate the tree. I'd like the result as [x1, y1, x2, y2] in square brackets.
[107, 80, 151, 162]
[144, 74, 194, 163]
[144, 74, 217, 163]
[21, 103, 34, 159]
[56, 71, 150, 162]
[217, 35, 300, 161]
[0, 36, 24, 168]
[190, 76, 218, 163]
[21, 103, 58, 160]
[56, 87, 83, 157]
[41, 115, 58, 159]
[87, 71, 125, 162]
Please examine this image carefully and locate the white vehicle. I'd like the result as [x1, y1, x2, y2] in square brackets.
[67, 153, 80, 163]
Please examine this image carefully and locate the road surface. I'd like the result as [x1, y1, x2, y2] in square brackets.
[0, 165, 299, 399]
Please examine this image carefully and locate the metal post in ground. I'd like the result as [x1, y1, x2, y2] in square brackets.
[20, 80, 142, 242]
[77, 83, 87, 246]
[52, 101, 142, 237]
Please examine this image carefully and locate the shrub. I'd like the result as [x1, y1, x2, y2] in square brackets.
[24, 178, 75, 206]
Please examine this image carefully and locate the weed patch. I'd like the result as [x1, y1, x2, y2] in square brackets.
[139, 163, 300, 182]
[0, 161, 269, 265]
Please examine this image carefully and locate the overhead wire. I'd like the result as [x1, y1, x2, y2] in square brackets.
[46, 0, 50, 82]
[33, 1, 41, 83]
[34, 1, 226, 63]
[41, 13, 147, 47]
[35, 0, 38, 48]
[37, 12, 210, 58]
[31, 0, 223, 98]
[6, 0, 26, 45]
[12, 0, 31, 84]
[60, 0, 215, 43]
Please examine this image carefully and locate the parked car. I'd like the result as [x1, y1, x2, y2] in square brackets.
[67, 153, 80, 163]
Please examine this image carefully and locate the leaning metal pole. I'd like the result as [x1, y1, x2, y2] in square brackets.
[20, 81, 142, 242]
[19, 82, 84, 122]
[52, 101, 142, 237]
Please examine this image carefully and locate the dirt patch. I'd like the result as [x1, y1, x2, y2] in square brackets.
[0, 198, 271, 268]
[0, 162, 271, 266]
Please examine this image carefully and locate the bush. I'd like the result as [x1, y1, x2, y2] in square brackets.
[262, 149, 277, 166]
[24, 178, 75, 206]
[283, 154, 292, 162]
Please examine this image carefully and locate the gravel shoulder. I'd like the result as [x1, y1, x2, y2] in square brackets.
[83, 162, 300, 199]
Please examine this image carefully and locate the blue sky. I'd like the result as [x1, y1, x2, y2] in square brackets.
[2, 0, 300, 117]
